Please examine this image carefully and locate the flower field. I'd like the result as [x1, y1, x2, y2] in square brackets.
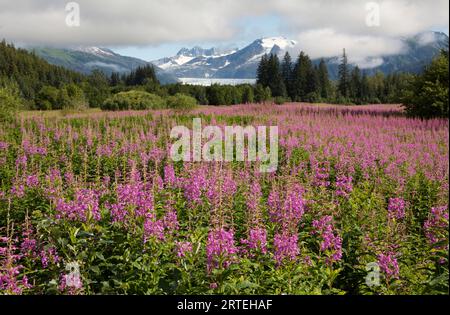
[0, 103, 448, 295]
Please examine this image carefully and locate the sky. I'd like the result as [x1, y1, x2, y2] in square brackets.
[0, 0, 448, 62]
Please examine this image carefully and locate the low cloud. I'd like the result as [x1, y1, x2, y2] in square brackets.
[288, 29, 407, 68]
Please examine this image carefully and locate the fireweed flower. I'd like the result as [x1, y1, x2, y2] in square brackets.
[40, 246, 60, 268]
[64, 172, 75, 186]
[273, 232, 299, 265]
[424, 206, 449, 259]
[282, 184, 306, 225]
[268, 184, 306, 228]
[25, 175, 39, 188]
[163, 210, 179, 232]
[183, 168, 207, 206]
[387, 198, 406, 220]
[312, 161, 331, 187]
[268, 187, 281, 223]
[222, 173, 237, 197]
[56, 189, 101, 222]
[109, 180, 154, 224]
[15, 155, 27, 168]
[241, 227, 268, 255]
[10, 185, 25, 198]
[377, 252, 400, 280]
[0, 141, 8, 151]
[206, 228, 238, 272]
[175, 241, 193, 258]
[335, 175, 353, 198]
[20, 224, 37, 258]
[143, 217, 165, 242]
[164, 164, 177, 188]
[312, 216, 343, 264]
[246, 180, 261, 215]
[0, 235, 32, 294]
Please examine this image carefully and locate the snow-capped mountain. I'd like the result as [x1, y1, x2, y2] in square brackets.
[74, 46, 116, 57]
[152, 37, 296, 79]
[153, 46, 238, 70]
[30, 46, 179, 84]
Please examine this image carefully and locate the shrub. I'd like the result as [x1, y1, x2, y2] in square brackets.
[35, 86, 59, 110]
[403, 50, 449, 118]
[274, 96, 287, 105]
[0, 84, 22, 123]
[101, 90, 166, 111]
[58, 84, 88, 111]
[166, 93, 197, 112]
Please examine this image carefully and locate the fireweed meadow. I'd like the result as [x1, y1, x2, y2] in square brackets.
[0, 103, 448, 295]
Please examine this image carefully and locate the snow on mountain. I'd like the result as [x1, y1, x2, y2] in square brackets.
[260, 37, 297, 51]
[153, 46, 237, 70]
[75, 46, 116, 57]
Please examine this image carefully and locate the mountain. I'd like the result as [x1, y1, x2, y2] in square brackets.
[152, 37, 296, 79]
[153, 46, 238, 72]
[151, 32, 448, 80]
[30, 46, 179, 84]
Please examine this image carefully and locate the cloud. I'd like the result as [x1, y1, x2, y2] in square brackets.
[287, 28, 407, 68]
[0, 0, 263, 46]
[0, 0, 448, 63]
[270, 0, 449, 38]
[416, 32, 438, 46]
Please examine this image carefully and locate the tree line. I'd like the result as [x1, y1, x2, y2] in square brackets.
[256, 49, 414, 105]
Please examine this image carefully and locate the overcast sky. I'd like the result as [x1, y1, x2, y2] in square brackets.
[0, 0, 448, 61]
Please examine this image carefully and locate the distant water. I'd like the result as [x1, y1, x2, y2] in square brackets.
[179, 78, 256, 86]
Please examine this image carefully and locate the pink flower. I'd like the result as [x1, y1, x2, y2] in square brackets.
[241, 228, 268, 255]
[424, 206, 449, 258]
[175, 241, 193, 258]
[206, 228, 238, 272]
[312, 216, 342, 264]
[273, 232, 299, 265]
[143, 218, 165, 242]
[387, 198, 406, 220]
[378, 252, 400, 280]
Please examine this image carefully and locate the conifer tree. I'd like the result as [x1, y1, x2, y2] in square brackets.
[338, 48, 350, 98]
[350, 66, 362, 103]
[256, 54, 270, 87]
[317, 59, 331, 100]
[267, 54, 286, 97]
[281, 52, 293, 99]
[292, 52, 314, 101]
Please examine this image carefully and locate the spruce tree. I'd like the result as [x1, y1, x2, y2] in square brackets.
[338, 48, 350, 98]
[281, 52, 293, 99]
[292, 52, 314, 102]
[256, 54, 270, 87]
[350, 66, 362, 103]
[317, 59, 331, 100]
[267, 54, 286, 98]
